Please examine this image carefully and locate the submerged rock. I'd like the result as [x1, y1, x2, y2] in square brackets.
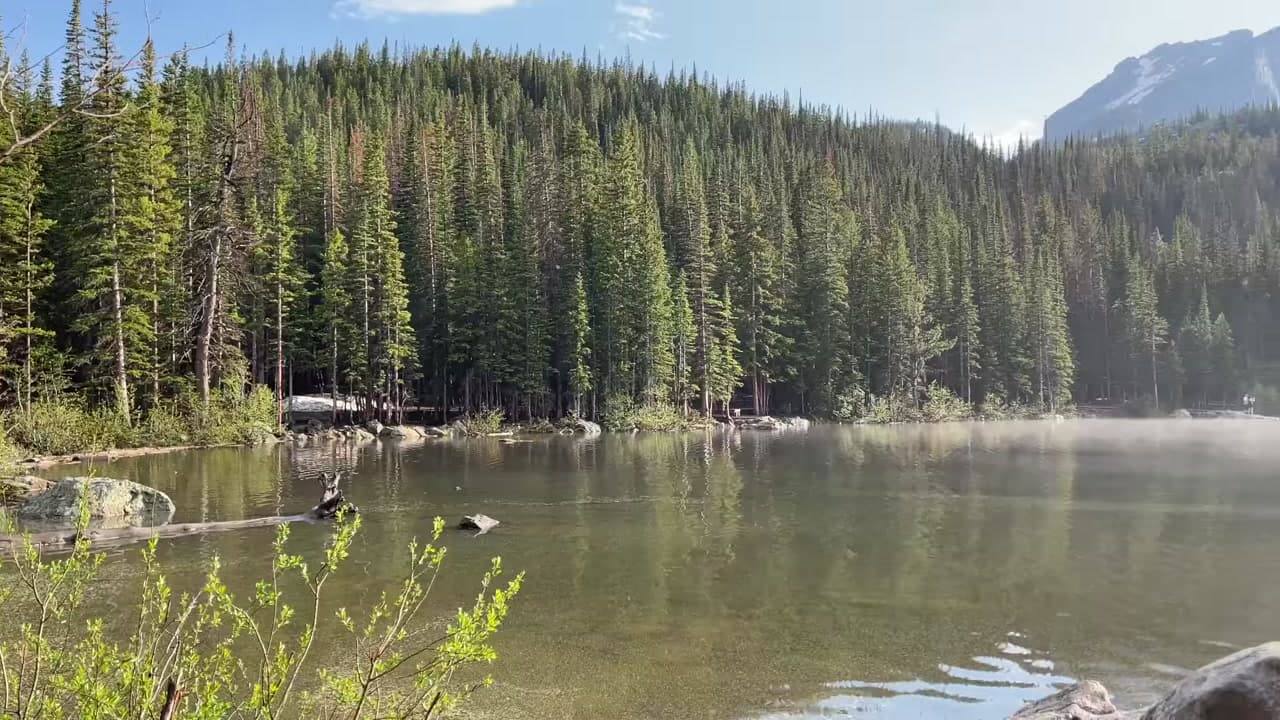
[1012, 642, 1280, 720]
[1012, 681, 1124, 719]
[18, 477, 175, 526]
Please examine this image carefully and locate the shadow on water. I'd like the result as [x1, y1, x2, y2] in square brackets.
[29, 420, 1280, 719]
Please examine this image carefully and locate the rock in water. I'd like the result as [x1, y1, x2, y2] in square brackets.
[1012, 681, 1124, 719]
[0, 475, 55, 502]
[1141, 642, 1280, 720]
[459, 514, 500, 535]
[18, 478, 175, 526]
[365, 419, 385, 436]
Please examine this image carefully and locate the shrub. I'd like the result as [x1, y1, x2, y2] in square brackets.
[136, 402, 191, 447]
[922, 384, 971, 422]
[833, 388, 867, 422]
[188, 384, 280, 445]
[602, 394, 685, 432]
[0, 511, 522, 718]
[459, 408, 505, 436]
[3, 399, 136, 456]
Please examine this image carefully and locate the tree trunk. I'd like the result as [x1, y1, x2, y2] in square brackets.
[196, 238, 220, 406]
[111, 260, 131, 423]
[0, 473, 354, 553]
[276, 278, 285, 429]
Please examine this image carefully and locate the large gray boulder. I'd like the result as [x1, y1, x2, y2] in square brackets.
[1012, 642, 1280, 720]
[1012, 681, 1126, 719]
[18, 478, 175, 526]
[381, 425, 423, 439]
[1141, 642, 1280, 720]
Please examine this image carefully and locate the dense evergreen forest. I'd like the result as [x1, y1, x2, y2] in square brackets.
[2, 0, 1279, 429]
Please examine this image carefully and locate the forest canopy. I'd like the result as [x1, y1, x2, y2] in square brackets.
[1, 0, 1279, 427]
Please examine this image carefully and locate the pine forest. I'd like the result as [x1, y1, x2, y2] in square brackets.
[3, 0, 1280, 436]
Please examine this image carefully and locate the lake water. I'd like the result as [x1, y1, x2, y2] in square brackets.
[36, 420, 1280, 719]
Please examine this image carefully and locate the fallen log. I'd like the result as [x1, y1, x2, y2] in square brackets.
[0, 472, 356, 552]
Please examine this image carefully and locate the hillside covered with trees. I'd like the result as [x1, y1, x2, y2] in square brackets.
[2, 0, 1279, 432]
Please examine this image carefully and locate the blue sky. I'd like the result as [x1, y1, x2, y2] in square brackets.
[7, 0, 1280, 144]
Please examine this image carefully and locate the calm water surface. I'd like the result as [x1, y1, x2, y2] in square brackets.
[38, 420, 1280, 719]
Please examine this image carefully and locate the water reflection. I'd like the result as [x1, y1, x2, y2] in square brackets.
[32, 420, 1280, 719]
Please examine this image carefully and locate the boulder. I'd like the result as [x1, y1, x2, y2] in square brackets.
[459, 513, 500, 535]
[573, 418, 602, 436]
[1170, 409, 1193, 419]
[1141, 642, 1280, 720]
[243, 423, 281, 446]
[351, 428, 376, 443]
[1012, 643, 1280, 720]
[1012, 681, 1125, 720]
[18, 478, 175, 526]
[381, 425, 423, 439]
[365, 419, 385, 436]
[423, 425, 452, 438]
[0, 475, 55, 502]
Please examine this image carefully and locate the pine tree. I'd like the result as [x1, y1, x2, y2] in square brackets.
[1179, 286, 1214, 407]
[1026, 248, 1074, 410]
[567, 271, 592, 416]
[791, 162, 851, 415]
[730, 185, 784, 416]
[671, 142, 719, 414]
[708, 284, 744, 414]
[0, 41, 55, 410]
[128, 38, 183, 405]
[319, 229, 353, 425]
[1124, 260, 1169, 407]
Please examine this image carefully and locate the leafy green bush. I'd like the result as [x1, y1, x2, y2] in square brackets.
[136, 402, 191, 447]
[188, 385, 280, 445]
[459, 408, 506, 436]
[3, 399, 135, 456]
[602, 394, 685, 432]
[833, 388, 867, 422]
[922, 384, 971, 422]
[0, 510, 522, 718]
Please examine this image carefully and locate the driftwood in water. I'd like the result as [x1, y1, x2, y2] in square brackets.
[459, 514, 500, 536]
[0, 472, 356, 552]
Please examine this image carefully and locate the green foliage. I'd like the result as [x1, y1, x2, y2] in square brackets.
[0, 510, 521, 718]
[601, 394, 686, 432]
[921, 384, 972, 423]
[2, 398, 134, 456]
[832, 387, 866, 423]
[7, 1, 1280, 425]
[188, 384, 279, 446]
[459, 408, 505, 436]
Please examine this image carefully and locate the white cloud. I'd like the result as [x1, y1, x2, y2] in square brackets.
[614, 1, 664, 43]
[336, 0, 520, 19]
[971, 119, 1042, 154]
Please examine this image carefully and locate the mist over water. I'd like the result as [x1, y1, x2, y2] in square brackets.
[40, 419, 1280, 719]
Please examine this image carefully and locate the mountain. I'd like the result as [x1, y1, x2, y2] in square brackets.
[1045, 27, 1280, 142]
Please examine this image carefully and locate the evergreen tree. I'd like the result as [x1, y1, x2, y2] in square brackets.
[1124, 260, 1169, 407]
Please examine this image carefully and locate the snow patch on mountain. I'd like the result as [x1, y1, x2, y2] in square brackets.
[1106, 56, 1179, 109]
[1045, 26, 1280, 142]
[1255, 49, 1280, 102]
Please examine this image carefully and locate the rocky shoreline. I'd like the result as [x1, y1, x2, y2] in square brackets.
[1013, 642, 1280, 719]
